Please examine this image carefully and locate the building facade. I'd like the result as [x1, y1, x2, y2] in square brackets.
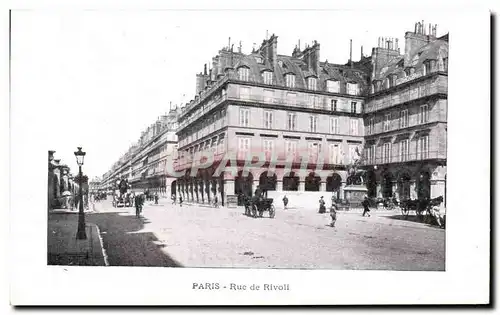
[174, 35, 371, 207]
[362, 22, 448, 206]
[48, 150, 83, 210]
[99, 108, 180, 196]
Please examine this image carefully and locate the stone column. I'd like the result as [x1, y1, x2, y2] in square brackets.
[320, 181, 327, 192]
[376, 183, 382, 198]
[340, 182, 347, 200]
[276, 180, 283, 192]
[224, 179, 235, 205]
[199, 179, 204, 204]
[205, 179, 212, 204]
[253, 180, 260, 196]
[392, 181, 398, 199]
[298, 180, 305, 192]
[218, 177, 224, 206]
[410, 181, 417, 199]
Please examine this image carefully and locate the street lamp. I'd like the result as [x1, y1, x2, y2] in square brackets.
[74, 147, 87, 240]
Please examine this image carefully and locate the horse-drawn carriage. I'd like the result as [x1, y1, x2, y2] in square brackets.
[400, 196, 445, 227]
[112, 178, 133, 208]
[242, 195, 276, 218]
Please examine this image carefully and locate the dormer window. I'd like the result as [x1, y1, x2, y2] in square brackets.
[262, 71, 273, 84]
[285, 73, 296, 88]
[278, 60, 284, 67]
[326, 80, 340, 93]
[255, 56, 263, 64]
[307, 77, 317, 91]
[346, 82, 358, 96]
[387, 75, 397, 88]
[238, 67, 250, 81]
[404, 67, 415, 76]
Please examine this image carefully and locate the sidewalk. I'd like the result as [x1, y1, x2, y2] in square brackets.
[48, 212, 107, 266]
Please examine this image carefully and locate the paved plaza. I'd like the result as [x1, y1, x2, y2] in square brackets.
[80, 199, 445, 271]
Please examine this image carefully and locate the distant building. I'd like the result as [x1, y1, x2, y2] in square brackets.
[99, 107, 180, 197]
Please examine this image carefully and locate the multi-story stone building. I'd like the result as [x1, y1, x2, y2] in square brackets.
[362, 22, 448, 206]
[174, 35, 371, 207]
[99, 108, 180, 197]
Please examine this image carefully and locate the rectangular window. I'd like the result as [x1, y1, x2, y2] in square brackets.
[400, 139, 409, 162]
[285, 140, 297, 157]
[308, 142, 322, 159]
[286, 74, 296, 88]
[419, 105, 429, 124]
[350, 119, 359, 135]
[263, 71, 273, 84]
[367, 145, 375, 164]
[239, 108, 250, 127]
[264, 110, 274, 129]
[287, 112, 297, 131]
[308, 77, 317, 90]
[238, 67, 249, 81]
[400, 109, 409, 128]
[329, 143, 340, 164]
[368, 117, 375, 135]
[263, 89, 274, 103]
[238, 137, 251, 153]
[331, 99, 338, 112]
[239, 86, 250, 100]
[418, 135, 429, 159]
[330, 117, 339, 134]
[327, 80, 340, 93]
[347, 82, 358, 95]
[309, 115, 318, 133]
[263, 139, 274, 154]
[287, 92, 297, 106]
[382, 143, 392, 163]
[383, 113, 391, 131]
[351, 101, 357, 113]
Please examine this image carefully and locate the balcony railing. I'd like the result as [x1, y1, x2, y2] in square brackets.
[178, 94, 228, 131]
[366, 76, 447, 113]
[362, 150, 446, 165]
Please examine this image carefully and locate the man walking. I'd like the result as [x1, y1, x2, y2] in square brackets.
[362, 196, 371, 217]
[318, 196, 326, 214]
[282, 195, 289, 210]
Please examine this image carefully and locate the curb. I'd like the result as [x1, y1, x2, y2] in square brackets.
[94, 224, 109, 266]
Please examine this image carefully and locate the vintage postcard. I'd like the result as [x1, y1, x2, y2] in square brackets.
[8, 3, 491, 306]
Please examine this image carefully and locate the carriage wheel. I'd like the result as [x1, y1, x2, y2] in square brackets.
[269, 205, 275, 218]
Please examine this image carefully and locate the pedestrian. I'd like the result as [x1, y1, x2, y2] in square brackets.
[282, 195, 289, 210]
[330, 199, 338, 227]
[172, 194, 177, 205]
[362, 195, 371, 217]
[430, 199, 445, 228]
[179, 195, 183, 207]
[154, 192, 159, 205]
[134, 193, 144, 218]
[318, 196, 326, 214]
[213, 195, 219, 208]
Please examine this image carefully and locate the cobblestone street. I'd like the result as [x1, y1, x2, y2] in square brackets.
[89, 200, 445, 270]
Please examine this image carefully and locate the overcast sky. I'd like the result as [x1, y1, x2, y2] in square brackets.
[12, 10, 451, 178]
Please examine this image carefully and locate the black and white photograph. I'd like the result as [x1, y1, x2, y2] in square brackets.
[8, 2, 490, 306]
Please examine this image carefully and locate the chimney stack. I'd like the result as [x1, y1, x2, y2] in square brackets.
[349, 39, 353, 67]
